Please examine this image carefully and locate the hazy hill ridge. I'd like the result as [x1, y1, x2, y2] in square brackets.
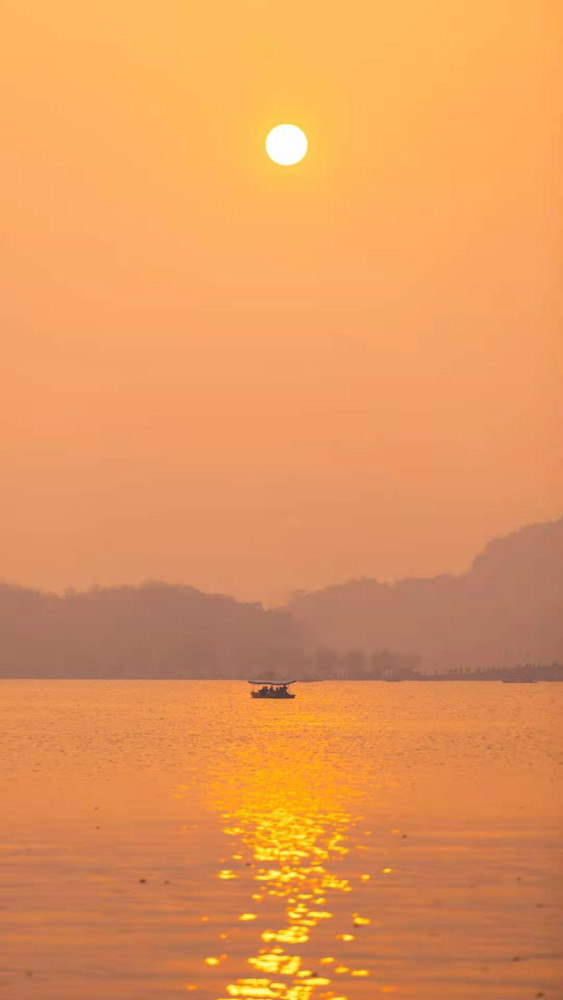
[288, 518, 563, 672]
[0, 583, 304, 679]
[0, 518, 561, 677]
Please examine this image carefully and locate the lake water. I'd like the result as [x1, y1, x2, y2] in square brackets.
[1, 681, 561, 1000]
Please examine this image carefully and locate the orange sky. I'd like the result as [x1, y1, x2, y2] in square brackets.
[1, 0, 561, 603]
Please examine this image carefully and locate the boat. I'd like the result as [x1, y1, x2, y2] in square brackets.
[249, 680, 297, 699]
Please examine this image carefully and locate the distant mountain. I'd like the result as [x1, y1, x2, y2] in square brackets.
[287, 519, 563, 672]
[0, 582, 305, 679]
[1, 519, 561, 678]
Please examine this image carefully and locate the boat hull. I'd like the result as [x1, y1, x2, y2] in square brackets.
[251, 692, 295, 699]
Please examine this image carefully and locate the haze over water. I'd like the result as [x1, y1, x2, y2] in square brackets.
[1, 681, 561, 999]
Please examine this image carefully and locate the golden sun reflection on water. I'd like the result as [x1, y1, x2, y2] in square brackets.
[206, 754, 374, 1000]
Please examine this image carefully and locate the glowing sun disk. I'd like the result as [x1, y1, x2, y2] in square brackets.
[265, 124, 308, 166]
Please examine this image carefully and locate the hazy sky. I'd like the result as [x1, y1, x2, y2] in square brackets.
[1, 0, 561, 603]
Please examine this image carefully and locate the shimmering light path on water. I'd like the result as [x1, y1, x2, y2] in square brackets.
[1, 681, 561, 999]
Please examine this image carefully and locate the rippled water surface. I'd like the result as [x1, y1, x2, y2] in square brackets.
[1, 681, 562, 1000]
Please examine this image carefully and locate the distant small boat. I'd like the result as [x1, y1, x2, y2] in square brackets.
[248, 680, 297, 700]
[502, 679, 538, 684]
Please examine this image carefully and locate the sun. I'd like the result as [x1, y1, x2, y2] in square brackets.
[265, 124, 308, 166]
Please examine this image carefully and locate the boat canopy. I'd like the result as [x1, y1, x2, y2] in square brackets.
[248, 679, 297, 686]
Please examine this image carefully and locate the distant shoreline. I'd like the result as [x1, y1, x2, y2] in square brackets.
[0, 675, 561, 682]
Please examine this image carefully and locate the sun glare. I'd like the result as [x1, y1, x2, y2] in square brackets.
[265, 124, 308, 166]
